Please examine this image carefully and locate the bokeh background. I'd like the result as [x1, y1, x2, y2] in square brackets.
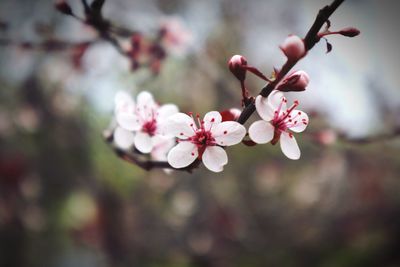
[1, 0, 400, 266]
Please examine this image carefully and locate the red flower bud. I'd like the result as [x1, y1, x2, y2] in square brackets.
[339, 27, 360, 37]
[55, 0, 73, 16]
[228, 55, 247, 81]
[280, 35, 306, 62]
[276, 70, 309, 92]
[220, 108, 241, 122]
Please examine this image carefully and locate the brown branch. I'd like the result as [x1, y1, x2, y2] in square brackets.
[0, 38, 95, 51]
[237, 0, 345, 125]
[103, 129, 200, 173]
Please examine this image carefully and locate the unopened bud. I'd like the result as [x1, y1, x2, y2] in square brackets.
[220, 108, 241, 122]
[339, 27, 360, 37]
[276, 70, 309, 92]
[228, 55, 247, 81]
[280, 35, 306, 62]
[55, 1, 73, 16]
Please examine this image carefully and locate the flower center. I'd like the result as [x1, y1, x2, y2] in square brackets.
[272, 97, 301, 131]
[142, 119, 157, 136]
[191, 130, 215, 147]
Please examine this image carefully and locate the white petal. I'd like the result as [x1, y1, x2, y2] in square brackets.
[280, 132, 300, 160]
[115, 91, 135, 115]
[267, 90, 286, 114]
[163, 113, 195, 138]
[289, 110, 309, 133]
[248, 120, 275, 144]
[212, 121, 246, 146]
[167, 142, 198, 168]
[114, 91, 134, 106]
[136, 91, 155, 107]
[134, 132, 153, 153]
[113, 127, 135, 149]
[151, 135, 176, 161]
[157, 104, 179, 121]
[255, 95, 275, 121]
[202, 146, 228, 173]
[116, 113, 141, 131]
[203, 111, 222, 131]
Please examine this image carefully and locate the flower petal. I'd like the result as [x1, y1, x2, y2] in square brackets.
[115, 91, 134, 107]
[288, 110, 309, 133]
[136, 91, 155, 108]
[113, 127, 135, 149]
[255, 95, 274, 121]
[248, 120, 275, 144]
[115, 91, 135, 115]
[203, 111, 222, 131]
[167, 142, 198, 168]
[202, 146, 228, 173]
[116, 113, 141, 131]
[280, 132, 300, 160]
[163, 113, 195, 138]
[134, 131, 153, 153]
[157, 104, 179, 121]
[212, 121, 246, 146]
[151, 135, 176, 161]
[268, 90, 286, 115]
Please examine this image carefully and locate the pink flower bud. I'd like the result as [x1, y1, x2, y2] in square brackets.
[280, 35, 306, 62]
[54, 0, 73, 16]
[220, 108, 241, 122]
[276, 70, 309, 92]
[228, 55, 247, 81]
[339, 27, 360, 37]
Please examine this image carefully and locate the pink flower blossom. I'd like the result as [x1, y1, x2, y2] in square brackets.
[280, 35, 306, 62]
[159, 17, 193, 56]
[114, 91, 178, 154]
[164, 111, 246, 172]
[248, 91, 309, 160]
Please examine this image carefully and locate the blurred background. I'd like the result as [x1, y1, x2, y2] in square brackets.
[1, 0, 400, 266]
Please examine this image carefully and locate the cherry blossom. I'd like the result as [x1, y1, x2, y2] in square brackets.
[164, 111, 246, 172]
[159, 17, 194, 56]
[248, 91, 309, 160]
[113, 91, 179, 154]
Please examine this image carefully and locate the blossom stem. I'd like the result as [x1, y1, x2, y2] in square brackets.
[104, 130, 201, 172]
[237, 0, 345, 125]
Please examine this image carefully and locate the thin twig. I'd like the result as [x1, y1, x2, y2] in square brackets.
[103, 130, 200, 172]
[237, 0, 345, 125]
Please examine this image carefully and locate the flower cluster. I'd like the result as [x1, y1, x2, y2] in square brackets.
[113, 91, 246, 172]
[109, 21, 359, 173]
[111, 35, 312, 172]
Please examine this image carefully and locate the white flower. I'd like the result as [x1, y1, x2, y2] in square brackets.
[114, 91, 179, 154]
[248, 91, 309, 160]
[164, 111, 246, 172]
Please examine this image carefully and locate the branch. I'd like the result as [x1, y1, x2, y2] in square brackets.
[237, 0, 345, 124]
[103, 129, 200, 173]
